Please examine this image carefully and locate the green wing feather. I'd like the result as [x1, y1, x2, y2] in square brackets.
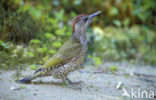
[43, 39, 82, 68]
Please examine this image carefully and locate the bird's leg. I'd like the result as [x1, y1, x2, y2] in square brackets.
[66, 77, 84, 86]
[62, 76, 82, 90]
[77, 65, 82, 70]
[65, 66, 84, 85]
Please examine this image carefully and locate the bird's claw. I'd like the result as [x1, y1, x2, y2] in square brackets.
[69, 80, 84, 86]
[62, 78, 84, 90]
[69, 85, 82, 90]
[68, 80, 84, 90]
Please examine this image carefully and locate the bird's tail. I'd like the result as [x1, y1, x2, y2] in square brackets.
[16, 68, 44, 83]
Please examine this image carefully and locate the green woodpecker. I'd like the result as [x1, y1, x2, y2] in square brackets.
[17, 11, 101, 89]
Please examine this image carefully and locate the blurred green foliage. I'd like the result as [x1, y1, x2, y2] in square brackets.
[109, 65, 117, 73]
[29, 64, 37, 70]
[0, 0, 156, 69]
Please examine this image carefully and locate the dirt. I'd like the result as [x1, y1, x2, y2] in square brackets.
[0, 62, 156, 100]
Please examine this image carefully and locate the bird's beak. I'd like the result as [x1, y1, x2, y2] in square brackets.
[85, 11, 101, 27]
[89, 11, 102, 19]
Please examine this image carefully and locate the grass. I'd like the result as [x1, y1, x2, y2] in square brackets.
[0, 26, 156, 70]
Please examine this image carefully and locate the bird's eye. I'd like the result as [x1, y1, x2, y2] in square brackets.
[83, 17, 88, 21]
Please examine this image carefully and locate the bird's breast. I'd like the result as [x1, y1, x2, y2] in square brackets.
[51, 48, 87, 79]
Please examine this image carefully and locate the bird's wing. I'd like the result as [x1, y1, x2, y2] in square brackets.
[43, 39, 82, 68]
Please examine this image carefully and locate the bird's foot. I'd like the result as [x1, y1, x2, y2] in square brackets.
[62, 81, 82, 90]
[68, 84, 82, 90]
[67, 79, 84, 90]
[68, 80, 84, 86]
[62, 78, 84, 90]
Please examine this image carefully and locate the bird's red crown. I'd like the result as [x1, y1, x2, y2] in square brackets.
[72, 14, 87, 31]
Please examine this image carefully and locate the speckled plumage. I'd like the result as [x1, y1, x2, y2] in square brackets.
[17, 11, 101, 89]
[17, 32, 88, 84]
[35, 36, 87, 79]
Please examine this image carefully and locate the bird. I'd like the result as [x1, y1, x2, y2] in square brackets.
[16, 11, 101, 89]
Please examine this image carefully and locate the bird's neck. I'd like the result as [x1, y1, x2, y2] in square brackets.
[71, 31, 88, 50]
[72, 30, 85, 39]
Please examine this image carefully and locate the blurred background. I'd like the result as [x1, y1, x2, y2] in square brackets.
[0, 0, 156, 69]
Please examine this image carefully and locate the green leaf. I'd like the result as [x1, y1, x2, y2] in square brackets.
[2, 63, 8, 69]
[30, 39, 41, 44]
[109, 65, 117, 73]
[92, 57, 102, 66]
[87, 55, 91, 58]
[26, 52, 35, 57]
[42, 56, 49, 61]
[52, 42, 62, 48]
[0, 40, 3, 44]
[55, 30, 64, 36]
[29, 64, 37, 70]
[54, 9, 64, 20]
[1, 43, 9, 49]
[0, 40, 8, 49]
[109, 7, 118, 16]
[123, 18, 130, 27]
[44, 33, 54, 38]
[73, 0, 81, 5]
[125, 75, 129, 78]
[48, 50, 56, 54]
[113, 20, 121, 27]
[29, 7, 41, 19]
[37, 47, 47, 53]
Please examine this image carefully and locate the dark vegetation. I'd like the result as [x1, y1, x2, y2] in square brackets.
[0, 0, 156, 69]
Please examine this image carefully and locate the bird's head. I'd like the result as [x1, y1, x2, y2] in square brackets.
[72, 11, 101, 34]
